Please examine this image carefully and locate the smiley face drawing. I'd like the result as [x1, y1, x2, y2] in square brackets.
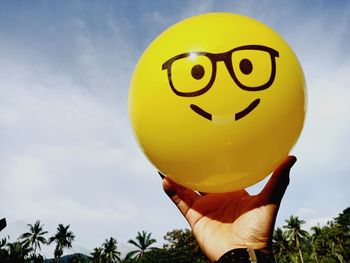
[129, 13, 306, 193]
[162, 44, 279, 124]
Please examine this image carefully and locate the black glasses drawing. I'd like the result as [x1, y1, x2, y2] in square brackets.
[162, 45, 279, 97]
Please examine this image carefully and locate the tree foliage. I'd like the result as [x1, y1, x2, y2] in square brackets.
[19, 220, 48, 257]
[0, 208, 348, 262]
[48, 224, 75, 263]
[272, 208, 350, 263]
[102, 237, 121, 263]
[125, 230, 157, 261]
[123, 229, 208, 263]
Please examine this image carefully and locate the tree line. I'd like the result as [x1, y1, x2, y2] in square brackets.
[0, 207, 348, 263]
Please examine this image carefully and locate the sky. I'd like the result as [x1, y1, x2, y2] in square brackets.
[0, 0, 349, 258]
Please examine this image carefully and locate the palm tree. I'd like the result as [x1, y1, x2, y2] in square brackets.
[91, 247, 103, 263]
[325, 221, 346, 262]
[102, 237, 121, 263]
[283, 216, 309, 263]
[7, 241, 31, 263]
[0, 237, 9, 261]
[19, 220, 48, 257]
[272, 227, 289, 261]
[48, 224, 75, 263]
[310, 225, 321, 263]
[126, 231, 157, 261]
[328, 241, 344, 263]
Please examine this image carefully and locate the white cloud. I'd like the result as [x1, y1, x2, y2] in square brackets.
[6, 155, 48, 191]
[0, 8, 188, 257]
[0, 108, 21, 127]
[0, 1, 349, 259]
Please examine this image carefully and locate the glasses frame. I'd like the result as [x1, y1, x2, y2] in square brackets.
[162, 45, 279, 97]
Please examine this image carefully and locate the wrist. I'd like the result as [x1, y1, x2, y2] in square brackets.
[215, 248, 275, 263]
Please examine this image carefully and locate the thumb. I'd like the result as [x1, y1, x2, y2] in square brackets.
[259, 156, 297, 204]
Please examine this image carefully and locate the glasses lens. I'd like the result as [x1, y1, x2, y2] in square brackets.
[231, 49, 275, 90]
[170, 53, 213, 95]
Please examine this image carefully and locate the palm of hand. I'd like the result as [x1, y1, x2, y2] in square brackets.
[188, 190, 277, 261]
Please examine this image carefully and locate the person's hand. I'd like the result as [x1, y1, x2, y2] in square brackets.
[162, 156, 296, 262]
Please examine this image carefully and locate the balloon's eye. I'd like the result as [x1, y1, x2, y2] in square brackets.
[191, 64, 205, 80]
[232, 50, 274, 90]
[169, 54, 212, 96]
[239, 59, 253, 75]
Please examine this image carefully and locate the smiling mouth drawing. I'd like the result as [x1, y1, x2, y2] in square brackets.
[190, 98, 260, 124]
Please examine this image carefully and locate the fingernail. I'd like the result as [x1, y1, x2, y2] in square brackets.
[158, 171, 165, 179]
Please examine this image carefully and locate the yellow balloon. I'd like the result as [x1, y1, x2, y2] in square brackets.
[129, 13, 306, 193]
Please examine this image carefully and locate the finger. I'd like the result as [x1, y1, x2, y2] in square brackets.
[162, 177, 200, 218]
[158, 171, 165, 179]
[259, 155, 297, 204]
